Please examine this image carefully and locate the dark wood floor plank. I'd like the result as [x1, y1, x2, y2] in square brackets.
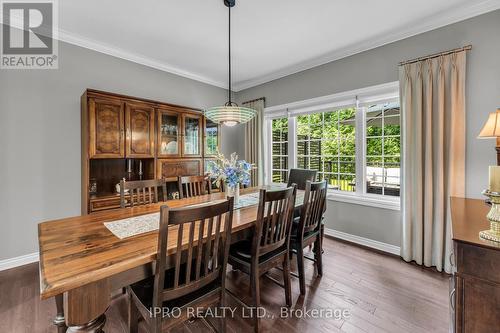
[0, 238, 450, 333]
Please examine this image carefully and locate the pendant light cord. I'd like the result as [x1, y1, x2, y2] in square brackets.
[228, 4, 232, 104]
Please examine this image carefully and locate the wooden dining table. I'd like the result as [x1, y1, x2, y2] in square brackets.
[38, 186, 302, 333]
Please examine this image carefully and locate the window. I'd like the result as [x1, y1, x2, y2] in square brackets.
[271, 118, 289, 183]
[365, 102, 401, 196]
[264, 82, 401, 206]
[205, 119, 219, 155]
[296, 109, 356, 191]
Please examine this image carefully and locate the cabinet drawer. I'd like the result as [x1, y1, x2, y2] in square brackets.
[456, 242, 500, 284]
[89, 196, 121, 212]
[157, 159, 202, 180]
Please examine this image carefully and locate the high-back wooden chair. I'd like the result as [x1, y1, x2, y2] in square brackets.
[127, 197, 234, 333]
[228, 185, 297, 333]
[177, 175, 211, 199]
[291, 180, 327, 295]
[120, 179, 167, 208]
[287, 168, 317, 190]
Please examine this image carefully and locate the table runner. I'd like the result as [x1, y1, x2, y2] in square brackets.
[104, 192, 304, 239]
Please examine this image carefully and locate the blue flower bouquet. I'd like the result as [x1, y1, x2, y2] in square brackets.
[207, 152, 253, 203]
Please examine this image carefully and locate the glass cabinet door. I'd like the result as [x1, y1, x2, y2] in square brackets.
[205, 119, 219, 156]
[157, 110, 181, 157]
[182, 114, 202, 156]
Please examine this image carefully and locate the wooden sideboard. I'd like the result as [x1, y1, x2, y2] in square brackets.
[450, 197, 500, 332]
[81, 89, 220, 214]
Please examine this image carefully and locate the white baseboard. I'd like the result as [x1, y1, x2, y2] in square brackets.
[0, 231, 399, 271]
[0, 252, 39, 272]
[324, 228, 401, 256]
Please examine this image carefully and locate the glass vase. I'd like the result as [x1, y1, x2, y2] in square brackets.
[227, 184, 240, 204]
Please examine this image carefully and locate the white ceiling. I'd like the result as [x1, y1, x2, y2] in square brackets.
[55, 0, 500, 91]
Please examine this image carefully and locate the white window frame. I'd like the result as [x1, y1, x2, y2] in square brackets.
[264, 82, 401, 210]
[266, 113, 294, 185]
[268, 116, 290, 184]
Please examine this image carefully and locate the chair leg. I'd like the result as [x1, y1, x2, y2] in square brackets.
[220, 290, 227, 333]
[282, 254, 292, 307]
[315, 235, 323, 276]
[151, 318, 161, 333]
[321, 224, 325, 254]
[296, 246, 306, 296]
[313, 226, 325, 255]
[127, 290, 139, 333]
[250, 265, 260, 333]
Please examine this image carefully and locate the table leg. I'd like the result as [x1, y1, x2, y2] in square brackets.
[54, 294, 67, 333]
[64, 279, 110, 333]
[66, 315, 106, 333]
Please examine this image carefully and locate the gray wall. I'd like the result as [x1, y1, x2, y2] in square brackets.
[0, 37, 243, 260]
[325, 201, 401, 247]
[236, 10, 500, 247]
[1, 11, 499, 259]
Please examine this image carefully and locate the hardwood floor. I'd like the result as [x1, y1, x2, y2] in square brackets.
[0, 238, 450, 333]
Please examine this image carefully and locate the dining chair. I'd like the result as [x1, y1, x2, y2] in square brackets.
[120, 179, 167, 208]
[290, 180, 327, 295]
[178, 175, 211, 199]
[127, 197, 235, 333]
[227, 185, 297, 333]
[287, 168, 317, 190]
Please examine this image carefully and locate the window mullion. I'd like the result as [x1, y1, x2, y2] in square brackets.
[288, 116, 297, 171]
[265, 119, 272, 185]
[355, 105, 365, 195]
[382, 108, 385, 195]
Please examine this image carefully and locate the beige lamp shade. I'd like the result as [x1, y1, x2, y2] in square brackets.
[478, 109, 500, 138]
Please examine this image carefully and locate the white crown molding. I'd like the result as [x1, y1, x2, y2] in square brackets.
[2, 1, 499, 91]
[0, 15, 228, 89]
[232, 0, 500, 91]
[0, 252, 39, 271]
[324, 228, 401, 256]
[57, 28, 229, 89]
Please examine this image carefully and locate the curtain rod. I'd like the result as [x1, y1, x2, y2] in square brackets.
[398, 45, 471, 66]
[242, 97, 266, 105]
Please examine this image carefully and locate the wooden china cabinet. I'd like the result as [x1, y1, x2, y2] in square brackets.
[81, 89, 220, 214]
[88, 98, 125, 158]
[125, 103, 155, 158]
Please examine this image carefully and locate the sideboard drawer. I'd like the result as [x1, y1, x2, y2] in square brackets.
[157, 158, 202, 180]
[456, 242, 500, 284]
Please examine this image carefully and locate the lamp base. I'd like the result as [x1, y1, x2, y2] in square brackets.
[481, 190, 500, 243]
[479, 229, 500, 242]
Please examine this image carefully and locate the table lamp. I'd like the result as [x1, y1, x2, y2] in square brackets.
[480, 108, 500, 242]
[478, 108, 500, 165]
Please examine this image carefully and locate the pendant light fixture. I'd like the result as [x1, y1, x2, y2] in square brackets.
[204, 0, 257, 127]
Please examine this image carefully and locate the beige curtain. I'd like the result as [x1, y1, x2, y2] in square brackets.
[400, 51, 466, 273]
[242, 98, 265, 186]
